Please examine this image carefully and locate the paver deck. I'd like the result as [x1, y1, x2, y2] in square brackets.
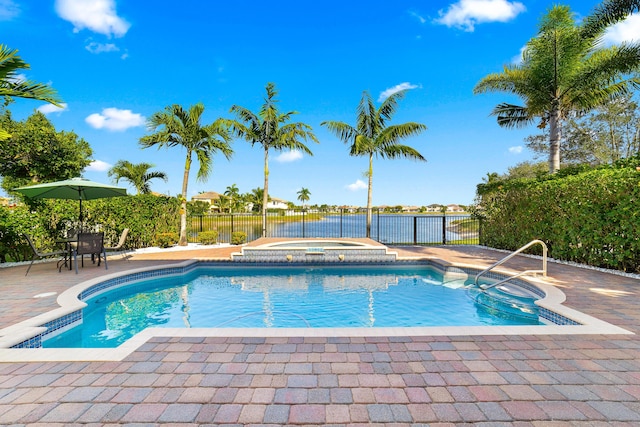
[1, 242, 639, 425]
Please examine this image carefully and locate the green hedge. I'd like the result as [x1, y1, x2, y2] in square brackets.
[479, 167, 640, 273]
[0, 194, 180, 262]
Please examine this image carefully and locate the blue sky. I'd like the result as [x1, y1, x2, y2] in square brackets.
[3, 0, 639, 207]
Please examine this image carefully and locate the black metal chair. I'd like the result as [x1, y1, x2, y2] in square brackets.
[73, 232, 108, 274]
[23, 234, 66, 276]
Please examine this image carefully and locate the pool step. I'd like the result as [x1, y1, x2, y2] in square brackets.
[467, 285, 540, 321]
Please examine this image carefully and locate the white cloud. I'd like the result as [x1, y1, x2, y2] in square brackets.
[511, 45, 526, 64]
[86, 159, 111, 172]
[509, 146, 523, 154]
[603, 13, 640, 45]
[85, 108, 145, 131]
[37, 103, 68, 115]
[0, 0, 19, 20]
[378, 82, 420, 102]
[85, 41, 119, 54]
[436, 0, 526, 32]
[346, 179, 367, 191]
[275, 150, 303, 163]
[55, 0, 130, 37]
[409, 10, 426, 24]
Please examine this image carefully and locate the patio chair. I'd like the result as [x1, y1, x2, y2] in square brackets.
[73, 232, 108, 274]
[23, 234, 67, 276]
[105, 228, 130, 261]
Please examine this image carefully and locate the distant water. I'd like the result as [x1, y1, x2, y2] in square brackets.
[269, 214, 470, 244]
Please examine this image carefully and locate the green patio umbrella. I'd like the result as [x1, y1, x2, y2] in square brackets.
[14, 177, 128, 221]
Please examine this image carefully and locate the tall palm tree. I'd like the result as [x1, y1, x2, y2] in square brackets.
[228, 82, 319, 237]
[321, 90, 427, 238]
[0, 44, 62, 139]
[297, 187, 311, 208]
[140, 103, 233, 246]
[107, 160, 167, 195]
[224, 183, 241, 213]
[474, 5, 640, 173]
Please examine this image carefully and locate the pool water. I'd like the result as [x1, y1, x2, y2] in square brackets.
[44, 265, 541, 348]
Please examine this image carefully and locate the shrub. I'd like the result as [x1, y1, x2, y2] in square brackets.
[198, 230, 218, 245]
[155, 232, 178, 248]
[478, 166, 640, 273]
[231, 231, 247, 245]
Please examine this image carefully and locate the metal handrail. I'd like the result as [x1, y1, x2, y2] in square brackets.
[474, 239, 548, 288]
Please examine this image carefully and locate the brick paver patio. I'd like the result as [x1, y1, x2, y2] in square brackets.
[1, 243, 639, 425]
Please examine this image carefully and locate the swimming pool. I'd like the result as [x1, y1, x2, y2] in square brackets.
[44, 265, 541, 348]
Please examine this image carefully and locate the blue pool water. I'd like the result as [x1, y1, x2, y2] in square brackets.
[44, 265, 541, 348]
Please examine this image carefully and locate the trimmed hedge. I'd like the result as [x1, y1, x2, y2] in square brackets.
[197, 230, 218, 245]
[479, 167, 640, 273]
[0, 194, 180, 262]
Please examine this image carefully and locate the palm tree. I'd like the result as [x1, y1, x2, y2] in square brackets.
[474, 5, 640, 173]
[321, 90, 427, 237]
[224, 183, 241, 213]
[297, 187, 311, 208]
[107, 160, 168, 195]
[140, 103, 233, 246]
[0, 44, 62, 139]
[217, 194, 230, 213]
[247, 187, 265, 213]
[228, 82, 319, 237]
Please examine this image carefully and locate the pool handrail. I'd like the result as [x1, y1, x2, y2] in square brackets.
[474, 239, 548, 289]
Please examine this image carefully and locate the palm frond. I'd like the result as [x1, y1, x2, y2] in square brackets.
[491, 103, 537, 128]
[377, 89, 408, 122]
[581, 0, 640, 39]
[356, 91, 377, 137]
[377, 144, 426, 161]
[321, 121, 357, 143]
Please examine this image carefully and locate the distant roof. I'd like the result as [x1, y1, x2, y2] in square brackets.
[192, 191, 222, 201]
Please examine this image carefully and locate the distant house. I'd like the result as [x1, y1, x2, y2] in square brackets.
[446, 204, 465, 213]
[402, 205, 420, 213]
[191, 191, 222, 211]
[426, 204, 443, 213]
[266, 197, 289, 210]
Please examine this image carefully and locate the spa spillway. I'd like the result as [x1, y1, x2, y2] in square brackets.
[231, 239, 398, 263]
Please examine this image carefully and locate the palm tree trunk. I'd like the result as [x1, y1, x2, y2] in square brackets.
[366, 153, 373, 238]
[179, 151, 191, 246]
[262, 148, 269, 238]
[549, 106, 562, 173]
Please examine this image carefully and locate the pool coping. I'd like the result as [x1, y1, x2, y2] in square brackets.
[0, 257, 633, 362]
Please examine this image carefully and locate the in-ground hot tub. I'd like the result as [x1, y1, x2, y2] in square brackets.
[231, 239, 398, 263]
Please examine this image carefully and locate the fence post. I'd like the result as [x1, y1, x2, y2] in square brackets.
[377, 208, 380, 240]
[442, 215, 447, 245]
[340, 208, 343, 237]
[302, 210, 305, 238]
[199, 215, 203, 232]
[413, 216, 417, 245]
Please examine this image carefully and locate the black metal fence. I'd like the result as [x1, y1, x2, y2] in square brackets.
[189, 209, 479, 245]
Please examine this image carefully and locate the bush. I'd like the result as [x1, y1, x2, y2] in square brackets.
[155, 232, 179, 248]
[0, 194, 181, 261]
[198, 230, 218, 245]
[231, 231, 247, 245]
[478, 166, 640, 273]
